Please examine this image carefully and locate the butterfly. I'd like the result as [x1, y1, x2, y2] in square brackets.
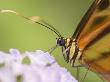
[1, 0, 110, 81]
[56, 0, 110, 81]
[41, 0, 110, 81]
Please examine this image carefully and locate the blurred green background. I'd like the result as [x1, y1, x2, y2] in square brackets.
[0, 0, 102, 82]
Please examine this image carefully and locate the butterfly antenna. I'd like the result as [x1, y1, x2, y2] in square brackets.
[41, 20, 62, 37]
[0, 9, 62, 38]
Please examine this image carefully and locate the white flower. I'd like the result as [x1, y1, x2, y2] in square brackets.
[0, 49, 77, 82]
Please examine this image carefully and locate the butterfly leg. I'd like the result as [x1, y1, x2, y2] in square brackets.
[76, 66, 80, 81]
[61, 46, 71, 61]
[80, 64, 91, 82]
[73, 65, 89, 82]
[46, 45, 58, 54]
[72, 65, 83, 82]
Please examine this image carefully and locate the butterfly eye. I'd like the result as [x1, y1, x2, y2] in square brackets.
[57, 37, 65, 46]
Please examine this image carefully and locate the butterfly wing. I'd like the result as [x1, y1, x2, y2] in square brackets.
[72, 0, 110, 50]
[82, 24, 110, 81]
[82, 25, 110, 72]
[72, 0, 110, 81]
[77, 0, 110, 73]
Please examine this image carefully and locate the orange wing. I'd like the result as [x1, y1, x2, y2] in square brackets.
[82, 25, 110, 81]
[73, 0, 110, 81]
[72, 0, 110, 50]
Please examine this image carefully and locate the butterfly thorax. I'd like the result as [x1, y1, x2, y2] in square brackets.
[57, 37, 82, 66]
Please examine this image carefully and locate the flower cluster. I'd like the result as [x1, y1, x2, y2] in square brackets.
[0, 49, 77, 82]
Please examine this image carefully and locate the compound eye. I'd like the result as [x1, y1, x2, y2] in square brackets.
[57, 38, 65, 46]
